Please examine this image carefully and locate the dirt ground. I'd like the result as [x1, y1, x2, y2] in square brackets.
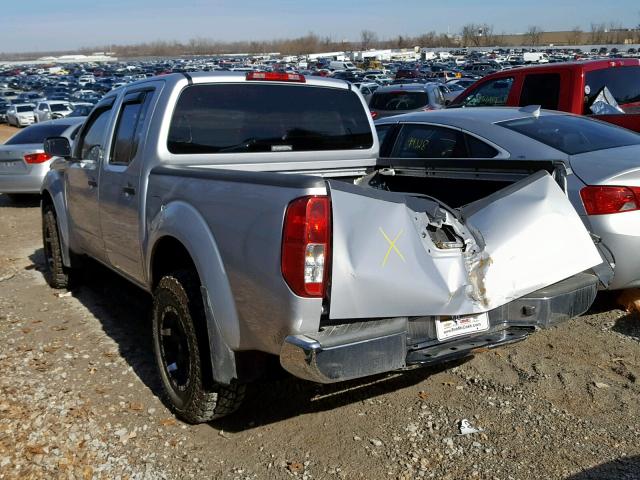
[0, 127, 639, 479]
[0, 124, 18, 143]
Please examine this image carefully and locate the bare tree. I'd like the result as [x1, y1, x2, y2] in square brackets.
[590, 22, 606, 44]
[525, 26, 543, 46]
[360, 30, 378, 50]
[416, 31, 437, 47]
[566, 26, 583, 45]
[481, 24, 496, 46]
[461, 23, 484, 47]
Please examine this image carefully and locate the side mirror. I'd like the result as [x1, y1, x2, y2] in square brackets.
[44, 137, 72, 159]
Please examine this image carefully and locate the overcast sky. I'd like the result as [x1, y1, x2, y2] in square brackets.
[1, 0, 638, 53]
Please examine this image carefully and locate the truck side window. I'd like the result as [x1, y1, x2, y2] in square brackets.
[460, 77, 514, 107]
[583, 66, 640, 114]
[110, 92, 152, 166]
[392, 124, 467, 159]
[77, 106, 113, 160]
[519, 73, 561, 110]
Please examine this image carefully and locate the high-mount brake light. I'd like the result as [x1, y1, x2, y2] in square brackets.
[246, 72, 306, 83]
[281, 196, 331, 298]
[580, 185, 640, 215]
[24, 153, 52, 164]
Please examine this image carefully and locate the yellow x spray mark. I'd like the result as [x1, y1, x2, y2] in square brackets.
[379, 228, 406, 267]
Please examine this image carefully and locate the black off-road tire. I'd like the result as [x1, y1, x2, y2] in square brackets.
[152, 270, 245, 423]
[42, 206, 70, 289]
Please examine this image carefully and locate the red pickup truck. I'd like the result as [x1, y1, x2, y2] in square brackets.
[449, 59, 640, 132]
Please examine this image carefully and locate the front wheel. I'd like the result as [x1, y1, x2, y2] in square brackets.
[152, 270, 245, 423]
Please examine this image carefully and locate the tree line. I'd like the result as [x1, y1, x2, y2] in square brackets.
[1, 24, 639, 61]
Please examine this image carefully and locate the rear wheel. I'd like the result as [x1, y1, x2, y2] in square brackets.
[152, 270, 245, 423]
[42, 206, 70, 289]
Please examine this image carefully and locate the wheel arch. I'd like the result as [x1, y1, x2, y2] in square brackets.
[147, 201, 242, 384]
[41, 182, 72, 267]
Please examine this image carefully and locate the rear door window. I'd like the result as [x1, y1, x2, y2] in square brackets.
[519, 73, 561, 110]
[584, 66, 640, 114]
[465, 134, 499, 158]
[168, 84, 373, 154]
[391, 124, 467, 158]
[457, 77, 514, 107]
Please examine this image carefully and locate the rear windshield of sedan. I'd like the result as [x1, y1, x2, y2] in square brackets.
[167, 84, 373, 154]
[17, 106, 33, 112]
[370, 91, 428, 111]
[50, 103, 70, 112]
[5, 124, 68, 145]
[498, 115, 640, 155]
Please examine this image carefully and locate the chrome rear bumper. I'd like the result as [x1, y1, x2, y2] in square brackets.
[280, 273, 597, 383]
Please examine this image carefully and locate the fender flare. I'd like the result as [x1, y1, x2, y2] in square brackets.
[146, 201, 241, 382]
[41, 172, 72, 267]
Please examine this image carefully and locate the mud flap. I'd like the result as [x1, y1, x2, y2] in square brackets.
[327, 171, 602, 320]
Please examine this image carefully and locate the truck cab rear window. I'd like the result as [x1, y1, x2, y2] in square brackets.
[167, 84, 373, 154]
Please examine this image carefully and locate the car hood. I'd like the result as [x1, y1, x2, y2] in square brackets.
[569, 144, 640, 186]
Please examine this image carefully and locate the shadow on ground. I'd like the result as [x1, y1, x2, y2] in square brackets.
[612, 313, 640, 342]
[0, 193, 41, 209]
[585, 291, 621, 315]
[565, 455, 640, 480]
[28, 247, 462, 431]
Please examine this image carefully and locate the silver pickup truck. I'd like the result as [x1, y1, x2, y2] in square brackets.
[41, 72, 606, 423]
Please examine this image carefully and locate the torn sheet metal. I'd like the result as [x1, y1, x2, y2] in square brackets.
[327, 171, 602, 320]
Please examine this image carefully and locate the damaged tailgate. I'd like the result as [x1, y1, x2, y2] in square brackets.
[327, 170, 602, 320]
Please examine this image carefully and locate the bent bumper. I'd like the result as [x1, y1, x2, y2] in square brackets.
[280, 273, 597, 383]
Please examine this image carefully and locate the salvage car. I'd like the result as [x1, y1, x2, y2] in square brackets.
[34, 101, 74, 123]
[41, 72, 604, 423]
[375, 107, 640, 288]
[0, 117, 85, 196]
[449, 59, 640, 132]
[6, 103, 35, 127]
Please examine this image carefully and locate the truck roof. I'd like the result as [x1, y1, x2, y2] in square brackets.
[496, 58, 640, 76]
[113, 71, 353, 94]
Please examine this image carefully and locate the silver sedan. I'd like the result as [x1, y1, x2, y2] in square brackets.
[0, 117, 85, 196]
[375, 107, 640, 290]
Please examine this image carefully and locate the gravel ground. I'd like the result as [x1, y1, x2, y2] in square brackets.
[0, 130, 638, 479]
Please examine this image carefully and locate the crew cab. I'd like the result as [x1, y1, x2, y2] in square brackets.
[41, 72, 605, 423]
[449, 59, 640, 132]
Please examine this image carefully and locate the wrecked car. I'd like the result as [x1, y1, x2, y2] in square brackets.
[40, 72, 605, 423]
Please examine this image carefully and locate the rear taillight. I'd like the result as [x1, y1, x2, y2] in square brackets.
[246, 72, 306, 82]
[282, 196, 331, 297]
[24, 153, 52, 164]
[370, 110, 378, 119]
[580, 185, 640, 215]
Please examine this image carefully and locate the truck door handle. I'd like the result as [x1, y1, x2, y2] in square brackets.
[87, 179, 97, 188]
[122, 186, 136, 196]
